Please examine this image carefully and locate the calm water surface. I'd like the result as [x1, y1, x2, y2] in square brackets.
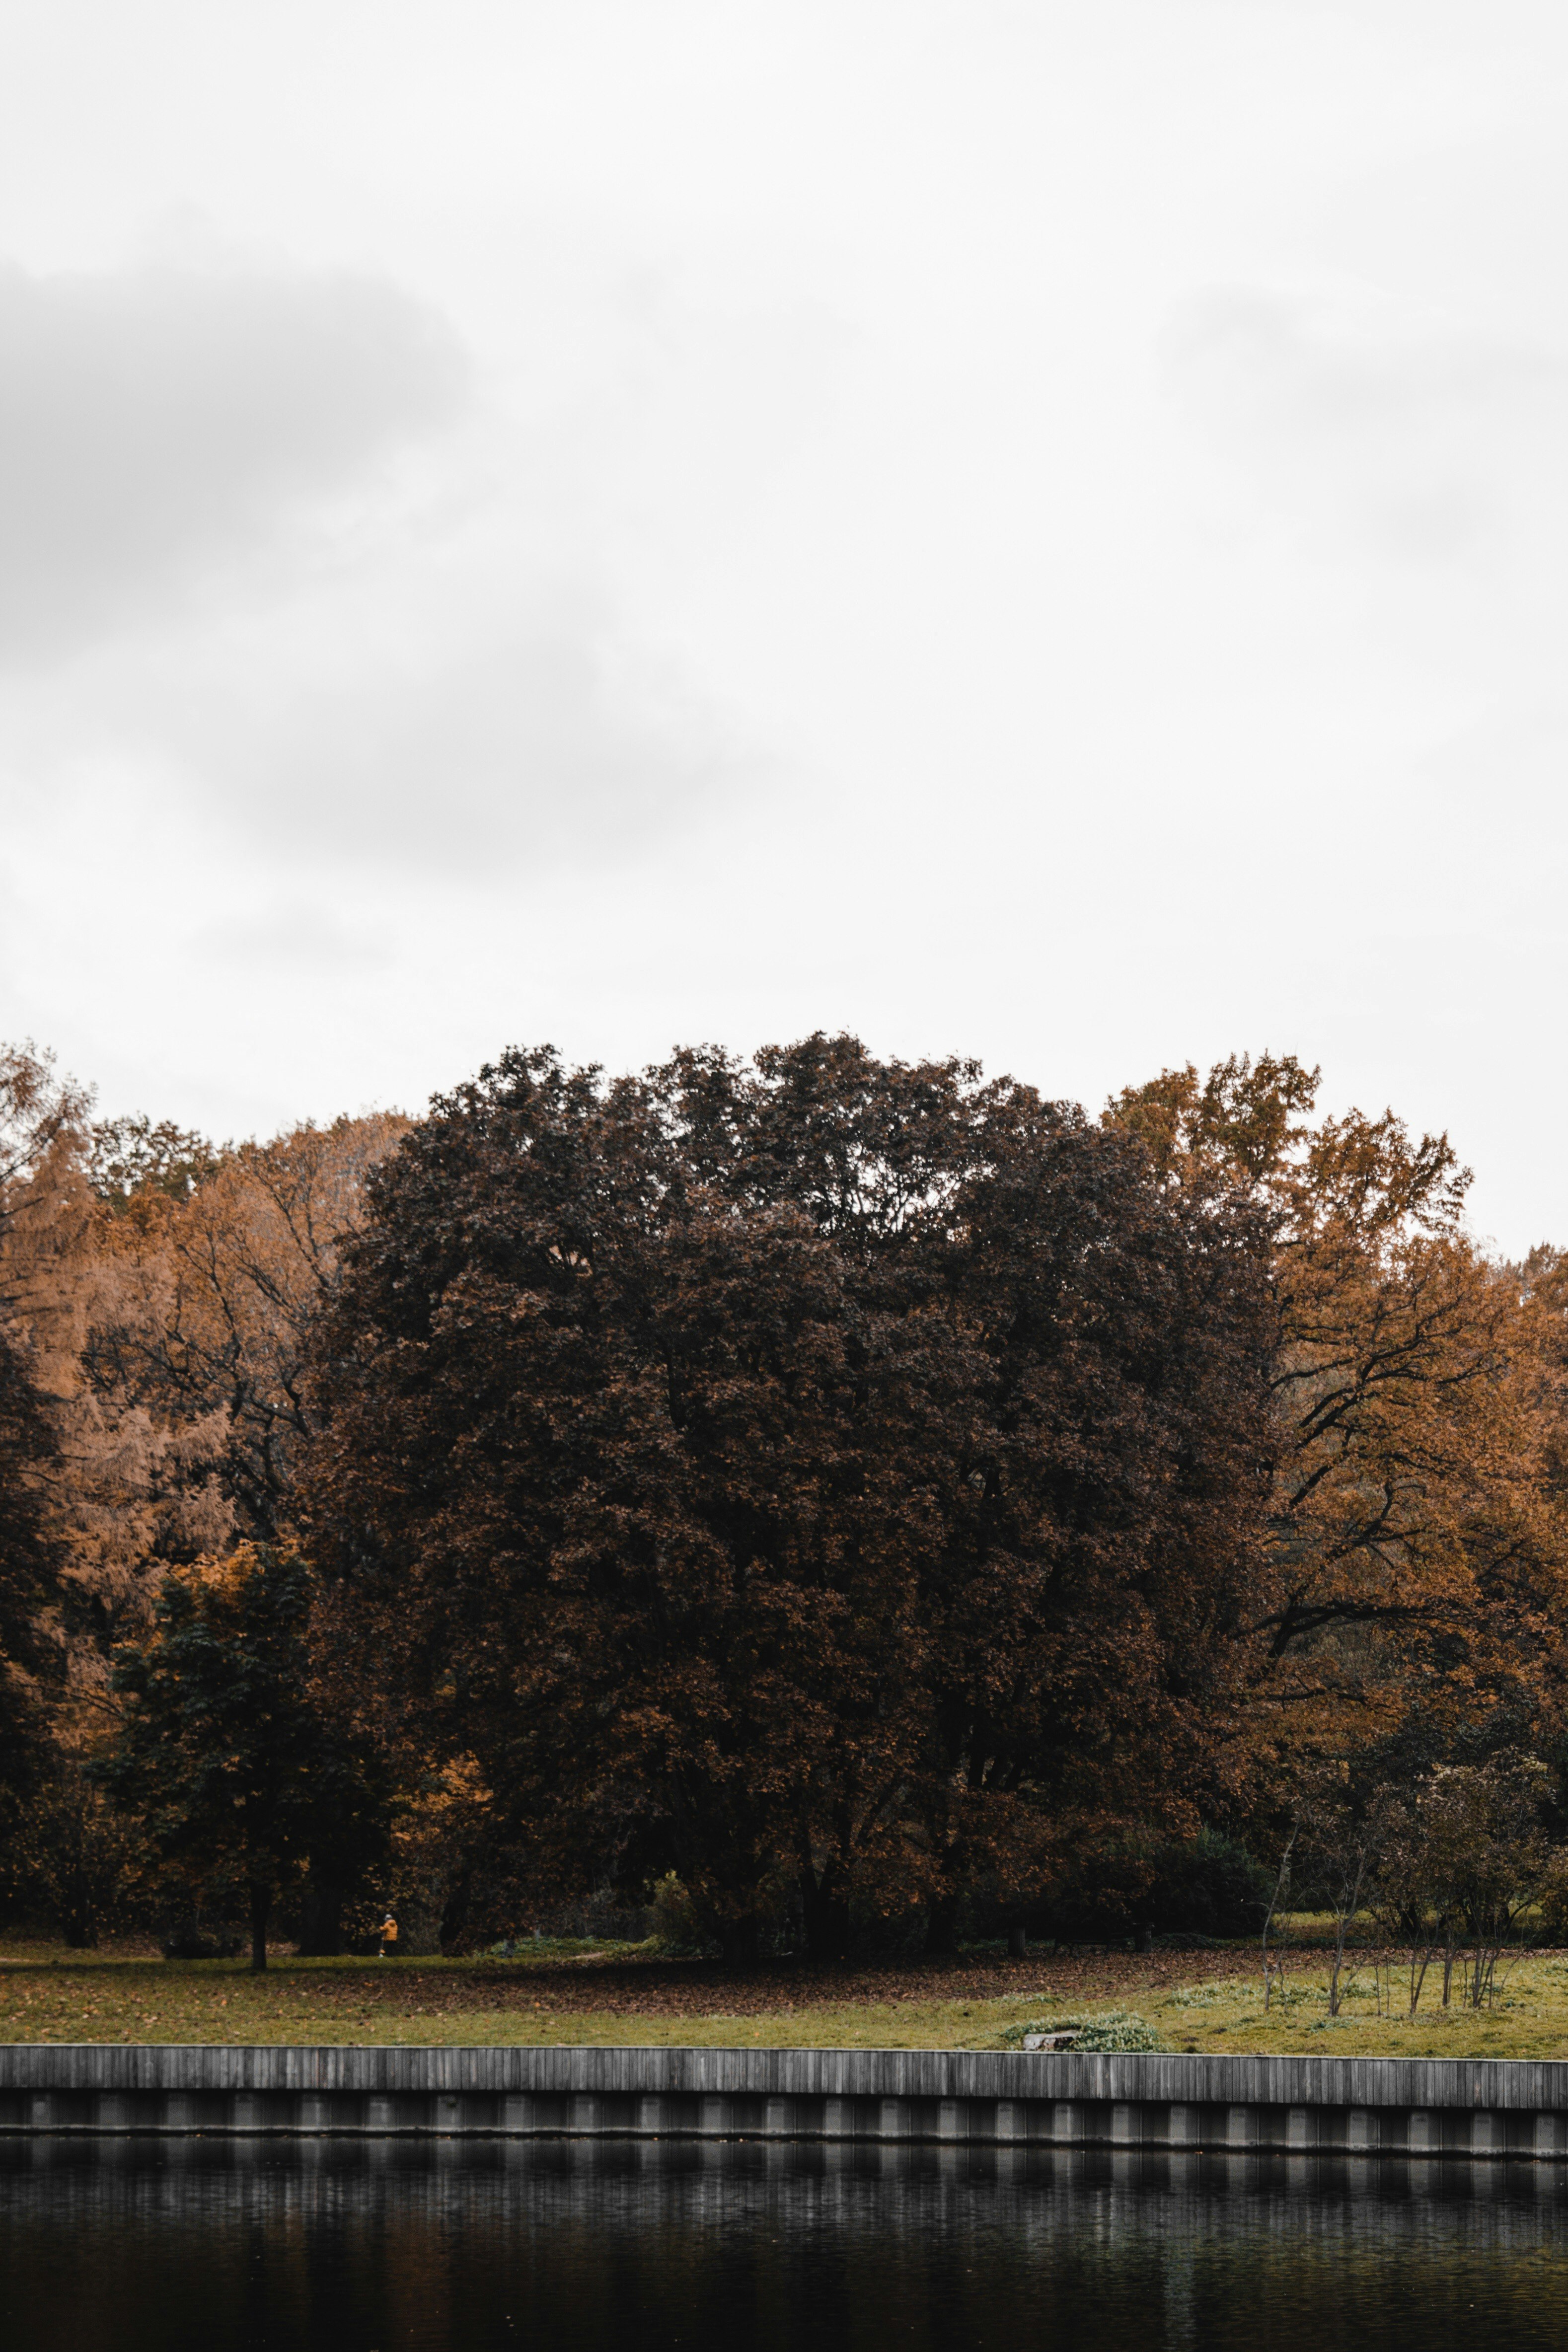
[3, 2139, 1567, 2352]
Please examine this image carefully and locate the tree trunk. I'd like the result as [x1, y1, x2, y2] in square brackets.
[800, 1867, 851, 1962]
[296, 1872, 346, 1958]
[439, 1867, 474, 1955]
[63, 1882, 99, 1950]
[925, 1892, 960, 1956]
[718, 1914, 763, 1967]
[1007, 1922, 1027, 1960]
[249, 1881, 271, 1973]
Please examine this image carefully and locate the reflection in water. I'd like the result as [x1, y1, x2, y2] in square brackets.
[3, 2137, 1568, 2352]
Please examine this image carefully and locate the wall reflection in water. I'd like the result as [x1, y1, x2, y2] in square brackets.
[4, 2136, 1568, 2352]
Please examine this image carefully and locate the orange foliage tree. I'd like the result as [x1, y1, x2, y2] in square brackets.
[1105, 1054, 1568, 1789]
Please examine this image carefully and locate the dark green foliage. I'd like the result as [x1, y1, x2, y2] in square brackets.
[95, 1544, 387, 1969]
[7, 1759, 151, 1946]
[1027, 1829, 1272, 1944]
[1144, 1831, 1274, 1938]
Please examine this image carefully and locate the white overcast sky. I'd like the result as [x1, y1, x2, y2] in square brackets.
[1, 0, 1565, 1248]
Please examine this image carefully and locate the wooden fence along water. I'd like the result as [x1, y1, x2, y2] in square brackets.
[4, 2045, 1568, 2157]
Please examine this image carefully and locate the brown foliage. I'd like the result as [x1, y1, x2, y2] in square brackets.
[0, 1049, 403, 1932]
[9, 1029, 1568, 1960]
[1105, 1054, 1568, 1772]
[303, 1036, 1276, 1956]
[79, 1112, 408, 1546]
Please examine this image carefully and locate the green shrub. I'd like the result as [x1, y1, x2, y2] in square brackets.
[648, 1873, 719, 1956]
[998, 2007, 1163, 2053]
[1028, 1830, 1271, 1946]
[1150, 1832, 1273, 1939]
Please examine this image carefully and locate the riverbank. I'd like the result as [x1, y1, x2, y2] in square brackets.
[5, 1940, 1568, 2058]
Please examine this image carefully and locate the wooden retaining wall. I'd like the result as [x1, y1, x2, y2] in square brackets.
[5, 2046, 1568, 2156]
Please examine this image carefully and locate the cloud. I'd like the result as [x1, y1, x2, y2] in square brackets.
[141, 588, 740, 872]
[191, 901, 396, 976]
[0, 242, 787, 878]
[0, 259, 468, 662]
[1161, 283, 1568, 569]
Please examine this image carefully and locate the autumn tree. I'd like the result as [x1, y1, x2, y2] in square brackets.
[1105, 1054, 1568, 1782]
[0, 1046, 227, 1681]
[303, 1035, 1275, 1957]
[87, 1116, 222, 1214]
[0, 1057, 407, 1937]
[0, 1041, 93, 1275]
[96, 1544, 388, 1968]
[80, 1113, 408, 1544]
[7, 1108, 404, 1673]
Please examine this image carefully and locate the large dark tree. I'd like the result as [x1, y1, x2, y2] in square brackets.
[0, 1324, 59, 1822]
[303, 1036, 1275, 1956]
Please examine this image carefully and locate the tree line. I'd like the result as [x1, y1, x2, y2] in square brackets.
[2, 1033, 1567, 1968]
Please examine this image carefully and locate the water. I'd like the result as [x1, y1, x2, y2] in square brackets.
[3, 2139, 1567, 2351]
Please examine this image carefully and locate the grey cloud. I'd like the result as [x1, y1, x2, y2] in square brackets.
[191, 903, 396, 974]
[1161, 287, 1568, 566]
[46, 566, 739, 879]
[182, 613, 733, 874]
[0, 260, 467, 661]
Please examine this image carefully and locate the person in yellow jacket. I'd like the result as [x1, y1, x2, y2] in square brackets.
[379, 1910, 399, 1959]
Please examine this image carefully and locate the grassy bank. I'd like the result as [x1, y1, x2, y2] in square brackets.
[6, 1938, 1568, 2058]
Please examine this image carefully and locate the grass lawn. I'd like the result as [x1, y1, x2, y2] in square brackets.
[6, 1934, 1568, 2057]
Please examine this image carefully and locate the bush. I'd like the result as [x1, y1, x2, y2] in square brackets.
[1031, 1830, 1271, 1945]
[648, 1874, 720, 1957]
[527, 1896, 655, 1942]
[161, 1920, 244, 1960]
[7, 1762, 155, 1948]
[1530, 1849, 1568, 1945]
[999, 2008, 1163, 2053]
[1149, 1832, 1273, 1939]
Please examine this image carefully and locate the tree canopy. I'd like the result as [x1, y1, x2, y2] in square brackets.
[5, 1028, 1568, 1962]
[302, 1036, 1276, 1954]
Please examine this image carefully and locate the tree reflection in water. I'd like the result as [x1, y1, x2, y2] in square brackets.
[3, 2138, 1567, 2352]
